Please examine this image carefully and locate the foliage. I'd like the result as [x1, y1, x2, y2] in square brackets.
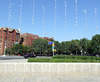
[33, 38, 52, 55]
[52, 55, 100, 60]
[5, 44, 31, 55]
[6, 34, 100, 56]
[28, 55, 100, 62]
[32, 34, 100, 56]
[91, 34, 100, 55]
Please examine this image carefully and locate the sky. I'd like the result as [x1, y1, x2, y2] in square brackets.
[0, 0, 100, 42]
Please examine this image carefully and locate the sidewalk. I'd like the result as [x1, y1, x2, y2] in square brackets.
[0, 55, 25, 60]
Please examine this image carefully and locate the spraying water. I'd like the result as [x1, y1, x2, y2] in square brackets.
[20, 0, 22, 28]
[64, 0, 67, 27]
[8, 0, 12, 24]
[83, 10, 87, 32]
[32, 0, 35, 25]
[54, 0, 57, 27]
[42, 6, 45, 34]
[95, 8, 98, 29]
[75, 0, 78, 27]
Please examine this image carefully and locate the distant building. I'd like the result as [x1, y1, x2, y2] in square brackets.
[20, 33, 39, 46]
[0, 27, 20, 55]
[41, 37, 54, 42]
[0, 27, 53, 55]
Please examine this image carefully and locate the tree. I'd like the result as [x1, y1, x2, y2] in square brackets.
[6, 44, 29, 55]
[33, 38, 48, 55]
[91, 34, 100, 55]
[69, 40, 80, 55]
[54, 41, 61, 54]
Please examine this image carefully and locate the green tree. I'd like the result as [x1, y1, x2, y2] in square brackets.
[6, 44, 29, 55]
[70, 40, 80, 55]
[79, 38, 91, 55]
[91, 34, 100, 55]
[54, 41, 61, 54]
[33, 38, 48, 55]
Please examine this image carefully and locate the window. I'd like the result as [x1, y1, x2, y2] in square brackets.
[13, 33, 14, 35]
[0, 47, 1, 49]
[1, 35, 2, 37]
[16, 37, 18, 39]
[12, 37, 14, 39]
[6, 35, 7, 38]
[16, 33, 19, 35]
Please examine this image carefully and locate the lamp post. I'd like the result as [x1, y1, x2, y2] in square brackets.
[45, 33, 54, 56]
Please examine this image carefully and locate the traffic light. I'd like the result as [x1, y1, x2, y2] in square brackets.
[19, 38, 24, 45]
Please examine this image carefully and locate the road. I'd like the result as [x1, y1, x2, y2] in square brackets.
[0, 55, 28, 63]
[0, 59, 28, 63]
[0, 55, 25, 60]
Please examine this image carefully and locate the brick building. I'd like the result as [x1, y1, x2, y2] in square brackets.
[20, 33, 39, 46]
[0, 27, 20, 55]
[41, 37, 54, 42]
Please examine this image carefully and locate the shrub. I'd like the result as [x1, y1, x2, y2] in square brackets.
[52, 55, 100, 60]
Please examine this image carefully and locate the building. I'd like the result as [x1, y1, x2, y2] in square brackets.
[0, 27, 20, 55]
[20, 33, 39, 46]
[42, 37, 54, 42]
[0, 27, 53, 55]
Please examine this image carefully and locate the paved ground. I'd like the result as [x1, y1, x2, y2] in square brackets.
[0, 73, 100, 82]
[0, 55, 52, 60]
[0, 55, 25, 60]
[0, 59, 28, 63]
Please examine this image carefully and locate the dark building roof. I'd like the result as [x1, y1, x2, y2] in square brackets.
[0, 27, 21, 33]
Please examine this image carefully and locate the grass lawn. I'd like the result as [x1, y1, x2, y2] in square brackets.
[28, 55, 100, 63]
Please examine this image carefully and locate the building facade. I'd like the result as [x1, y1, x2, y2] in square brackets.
[0, 27, 53, 55]
[42, 37, 54, 42]
[0, 27, 20, 55]
[20, 33, 39, 46]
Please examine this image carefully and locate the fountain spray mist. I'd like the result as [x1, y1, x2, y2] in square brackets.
[8, 0, 12, 24]
[32, 0, 35, 25]
[64, 0, 67, 27]
[95, 8, 98, 29]
[83, 10, 87, 32]
[54, 0, 57, 27]
[20, 0, 22, 28]
[75, 0, 78, 27]
[42, 6, 45, 34]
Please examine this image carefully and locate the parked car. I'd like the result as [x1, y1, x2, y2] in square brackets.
[24, 54, 36, 58]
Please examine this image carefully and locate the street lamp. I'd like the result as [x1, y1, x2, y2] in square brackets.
[45, 33, 55, 56]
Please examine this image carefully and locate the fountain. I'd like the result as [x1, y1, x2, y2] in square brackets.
[75, 0, 78, 27]
[19, 0, 22, 29]
[64, 0, 67, 27]
[83, 10, 87, 32]
[32, 0, 35, 25]
[95, 8, 98, 29]
[54, 0, 57, 27]
[8, 0, 12, 24]
[42, 5, 45, 35]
